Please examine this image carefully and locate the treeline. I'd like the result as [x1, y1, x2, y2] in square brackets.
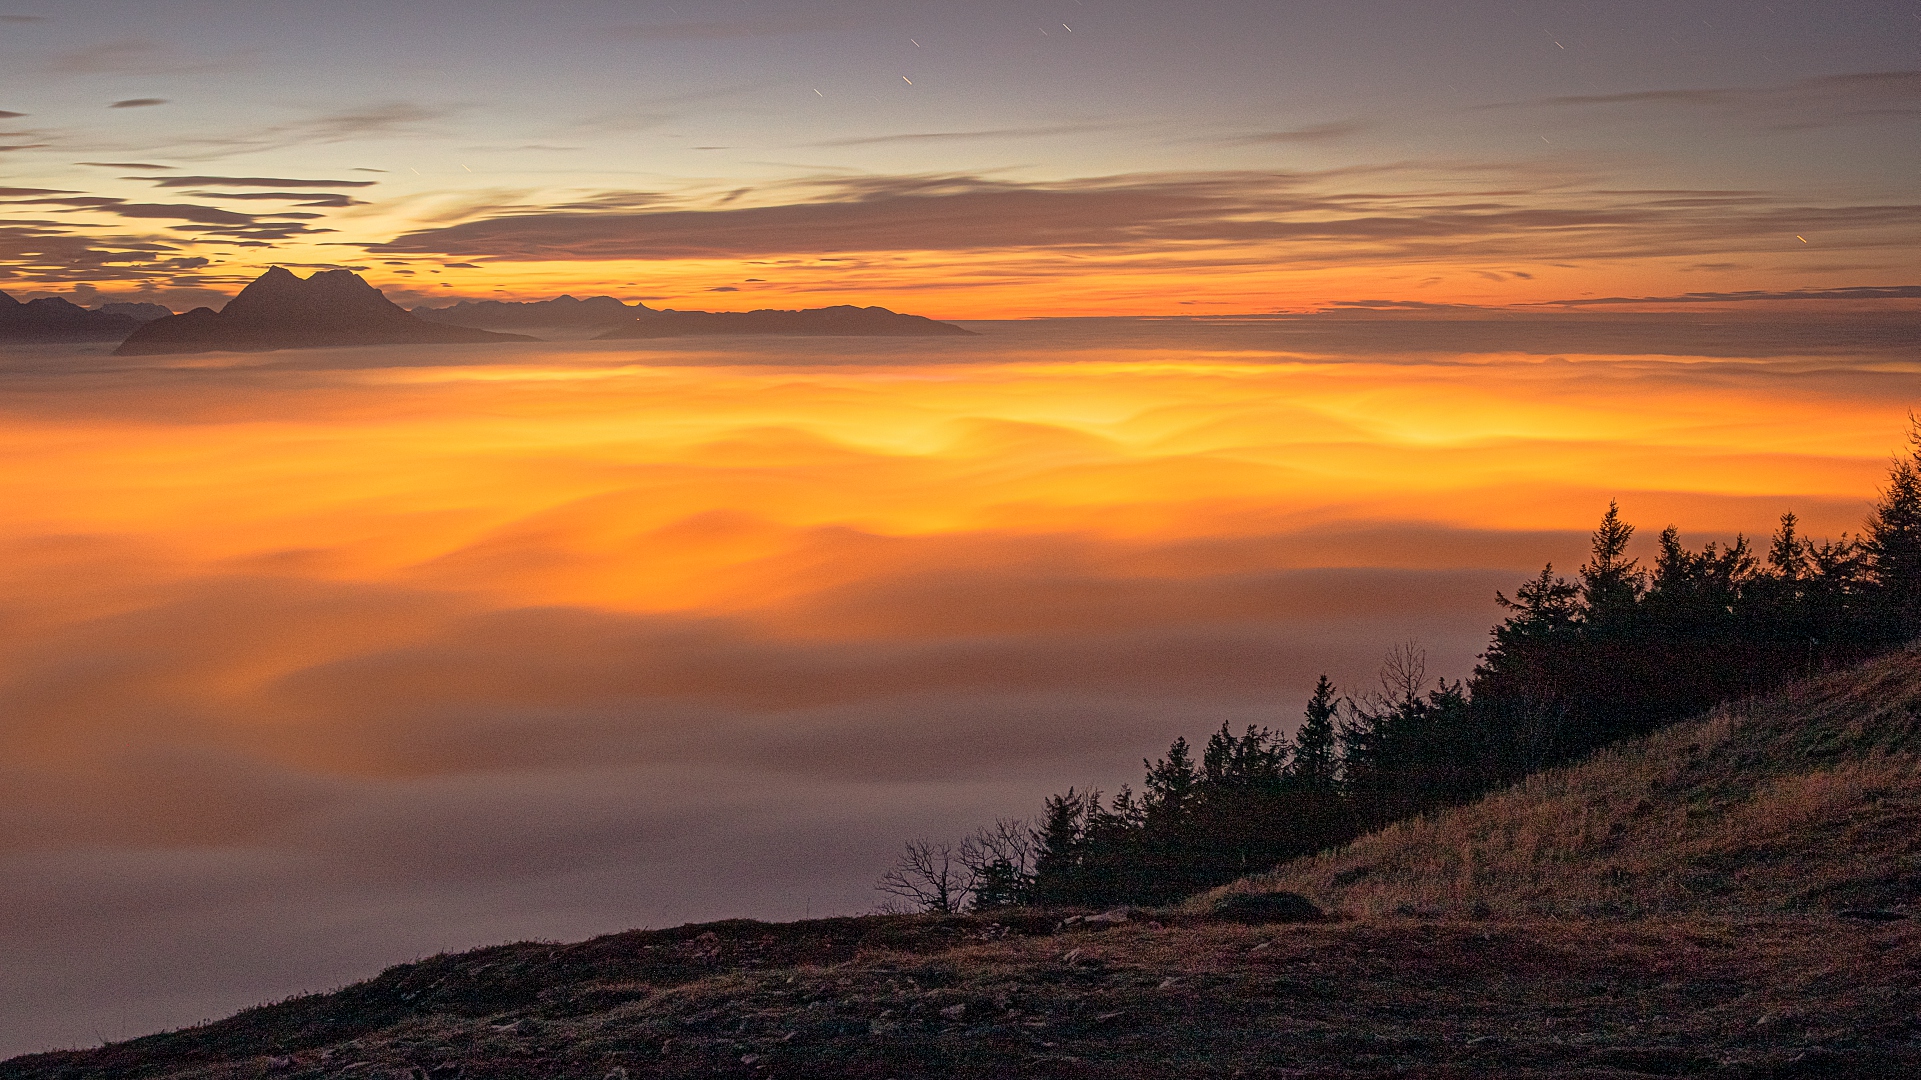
[878, 420, 1921, 912]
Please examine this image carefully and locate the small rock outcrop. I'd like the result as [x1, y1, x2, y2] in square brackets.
[1208, 891, 1327, 925]
[114, 268, 533, 355]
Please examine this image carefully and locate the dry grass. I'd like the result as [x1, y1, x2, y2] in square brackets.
[1210, 646, 1921, 920]
[7, 913, 1920, 1078]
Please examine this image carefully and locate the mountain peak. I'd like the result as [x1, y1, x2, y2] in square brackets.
[116, 267, 532, 355]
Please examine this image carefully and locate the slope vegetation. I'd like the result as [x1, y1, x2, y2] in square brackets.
[1217, 646, 1921, 919]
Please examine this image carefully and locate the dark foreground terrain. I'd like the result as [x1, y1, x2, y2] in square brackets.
[6, 907, 1918, 1079]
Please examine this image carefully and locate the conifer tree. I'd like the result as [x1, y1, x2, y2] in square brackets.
[1289, 676, 1341, 794]
[1580, 500, 1643, 631]
[1867, 415, 1921, 637]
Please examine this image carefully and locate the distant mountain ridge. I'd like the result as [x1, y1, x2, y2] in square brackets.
[0, 291, 167, 342]
[115, 268, 533, 355]
[596, 305, 973, 338]
[412, 294, 654, 329]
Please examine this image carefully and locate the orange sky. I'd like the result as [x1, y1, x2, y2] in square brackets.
[1, 6, 1916, 315]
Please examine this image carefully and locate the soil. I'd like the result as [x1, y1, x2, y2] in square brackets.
[7, 909, 1918, 1079]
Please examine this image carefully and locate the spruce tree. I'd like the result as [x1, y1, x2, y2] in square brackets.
[1580, 500, 1643, 632]
[1867, 415, 1921, 638]
[1290, 676, 1341, 795]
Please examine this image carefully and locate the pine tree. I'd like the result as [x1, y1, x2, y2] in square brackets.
[1580, 500, 1643, 632]
[1289, 676, 1341, 794]
[1867, 415, 1921, 638]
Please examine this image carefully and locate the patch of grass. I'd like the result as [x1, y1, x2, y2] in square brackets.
[1213, 646, 1921, 921]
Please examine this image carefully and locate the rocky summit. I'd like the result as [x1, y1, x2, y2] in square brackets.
[114, 268, 534, 356]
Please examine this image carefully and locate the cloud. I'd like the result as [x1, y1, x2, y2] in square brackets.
[77, 161, 171, 169]
[1223, 120, 1369, 145]
[0, 325, 1905, 1058]
[108, 103, 458, 161]
[0, 111, 24, 119]
[186, 191, 365, 207]
[1495, 69, 1921, 132]
[604, 15, 849, 41]
[364, 170, 1921, 268]
[1528, 285, 1921, 307]
[807, 124, 1115, 148]
[100, 203, 258, 226]
[109, 98, 167, 109]
[141, 175, 378, 189]
[45, 39, 245, 77]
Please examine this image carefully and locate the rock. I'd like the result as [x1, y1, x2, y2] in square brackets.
[1209, 891, 1326, 925]
[940, 1003, 966, 1020]
[1083, 908, 1131, 925]
[1837, 908, 1908, 921]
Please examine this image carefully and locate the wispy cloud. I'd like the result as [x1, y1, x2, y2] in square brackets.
[1528, 285, 1921, 306]
[141, 176, 378, 189]
[806, 124, 1115, 148]
[110, 103, 460, 162]
[603, 16, 848, 41]
[364, 169, 1921, 269]
[46, 39, 249, 77]
[108, 98, 167, 109]
[1222, 120, 1369, 145]
[1490, 70, 1921, 132]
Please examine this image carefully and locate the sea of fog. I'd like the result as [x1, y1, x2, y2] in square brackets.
[1, 312, 1916, 1057]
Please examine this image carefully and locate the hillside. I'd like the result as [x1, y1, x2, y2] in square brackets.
[6, 652, 1919, 1078]
[1213, 646, 1921, 920]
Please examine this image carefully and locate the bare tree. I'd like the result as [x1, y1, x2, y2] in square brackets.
[959, 818, 1034, 877]
[958, 818, 1035, 909]
[875, 839, 973, 914]
[1376, 640, 1429, 710]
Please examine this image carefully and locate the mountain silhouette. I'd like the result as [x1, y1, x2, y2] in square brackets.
[595, 304, 973, 338]
[0, 292, 152, 342]
[412, 294, 653, 329]
[114, 268, 534, 356]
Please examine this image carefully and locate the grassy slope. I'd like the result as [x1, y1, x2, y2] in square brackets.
[1212, 646, 1921, 920]
[7, 650, 1921, 1079]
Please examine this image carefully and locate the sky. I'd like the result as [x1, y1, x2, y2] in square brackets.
[3, 0, 1921, 1062]
[0, 0, 1917, 315]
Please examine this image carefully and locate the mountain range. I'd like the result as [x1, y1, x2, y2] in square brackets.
[115, 268, 532, 355]
[595, 305, 975, 338]
[412, 294, 654, 329]
[0, 292, 170, 342]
